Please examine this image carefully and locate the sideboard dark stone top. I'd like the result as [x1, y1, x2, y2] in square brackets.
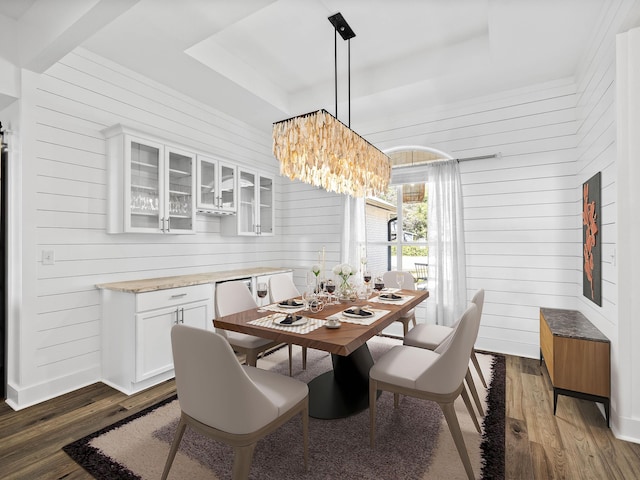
[540, 307, 609, 343]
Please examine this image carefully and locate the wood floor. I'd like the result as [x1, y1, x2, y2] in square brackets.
[1, 355, 639, 479]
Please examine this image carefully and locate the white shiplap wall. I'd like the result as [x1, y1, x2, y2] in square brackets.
[574, 0, 626, 346]
[11, 47, 335, 407]
[362, 79, 581, 358]
[574, 0, 640, 439]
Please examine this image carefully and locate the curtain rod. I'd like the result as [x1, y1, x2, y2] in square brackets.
[391, 152, 501, 170]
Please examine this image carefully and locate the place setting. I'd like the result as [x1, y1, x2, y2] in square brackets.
[370, 289, 415, 306]
[248, 312, 325, 334]
[262, 297, 306, 314]
[325, 305, 390, 326]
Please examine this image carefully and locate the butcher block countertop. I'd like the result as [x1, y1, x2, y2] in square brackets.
[96, 267, 292, 293]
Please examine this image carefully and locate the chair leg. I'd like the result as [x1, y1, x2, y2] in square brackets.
[161, 416, 187, 480]
[245, 351, 258, 368]
[461, 385, 481, 433]
[471, 350, 487, 388]
[466, 368, 485, 417]
[302, 346, 308, 370]
[288, 344, 293, 376]
[369, 379, 377, 447]
[302, 401, 309, 470]
[394, 392, 400, 408]
[402, 319, 409, 336]
[440, 401, 475, 480]
[232, 443, 257, 480]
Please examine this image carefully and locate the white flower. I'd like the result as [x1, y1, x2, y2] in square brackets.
[332, 264, 343, 275]
[341, 264, 352, 276]
[360, 257, 368, 265]
[311, 264, 321, 275]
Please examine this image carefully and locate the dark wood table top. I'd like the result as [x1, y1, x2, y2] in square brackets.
[213, 289, 429, 356]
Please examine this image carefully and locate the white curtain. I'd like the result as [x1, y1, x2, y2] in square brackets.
[426, 160, 468, 327]
[341, 195, 366, 271]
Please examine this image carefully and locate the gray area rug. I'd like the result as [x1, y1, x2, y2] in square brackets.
[63, 337, 505, 479]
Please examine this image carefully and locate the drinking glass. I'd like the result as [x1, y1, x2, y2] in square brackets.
[396, 272, 404, 292]
[326, 279, 337, 304]
[374, 276, 384, 294]
[306, 271, 317, 293]
[256, 282, 268, 308]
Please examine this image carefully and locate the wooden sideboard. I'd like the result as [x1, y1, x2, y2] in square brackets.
[539, 307, 610, 427]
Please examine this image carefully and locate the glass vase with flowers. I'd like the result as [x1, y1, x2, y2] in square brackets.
[332, 263, 355, 301]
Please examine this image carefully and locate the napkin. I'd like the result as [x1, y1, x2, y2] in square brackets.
[279, 299, 304, 307]
[280, 314, 302, 324]
[379, 293, 402, 300]
[344, 307, 373, 317]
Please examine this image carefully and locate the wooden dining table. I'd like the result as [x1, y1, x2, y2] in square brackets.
[213, 289, 429, 419]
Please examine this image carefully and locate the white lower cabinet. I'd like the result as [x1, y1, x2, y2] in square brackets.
[102, 284, 213, 394]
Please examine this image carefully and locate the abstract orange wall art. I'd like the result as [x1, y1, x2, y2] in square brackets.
[583, 172, 601, 306]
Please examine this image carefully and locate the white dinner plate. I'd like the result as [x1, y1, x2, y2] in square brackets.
[342, 310, 374, 319]
[378, 294, 403, 302]
[278, 302, 304, 309]
[273, 316, 307, 327]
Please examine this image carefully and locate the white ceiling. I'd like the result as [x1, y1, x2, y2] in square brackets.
[0, 0, 611, 134]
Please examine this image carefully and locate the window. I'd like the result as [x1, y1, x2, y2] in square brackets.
[364, 148, 448, 287]
[365, 183, 428, 287]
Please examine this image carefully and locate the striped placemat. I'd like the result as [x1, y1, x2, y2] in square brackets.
[248, 314, 324, 334]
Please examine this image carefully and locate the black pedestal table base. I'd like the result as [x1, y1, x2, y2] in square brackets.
[308, 342, 380, 419]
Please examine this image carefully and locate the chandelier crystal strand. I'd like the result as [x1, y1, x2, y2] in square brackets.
[273, 110, 390, 197]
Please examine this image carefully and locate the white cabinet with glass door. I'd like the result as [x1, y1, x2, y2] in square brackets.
[103, 125, 196, 234]
[196, 155, 237, 214]
[223, 169, 274, 236]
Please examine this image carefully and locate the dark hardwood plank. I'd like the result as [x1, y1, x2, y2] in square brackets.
[505, 417, 534, 479]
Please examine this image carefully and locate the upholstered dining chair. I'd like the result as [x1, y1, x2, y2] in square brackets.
[382, 270, 418, 335]
[162, 325, 309, 480]
[268, 273, 308, 374]
[369, 303, 481, 480]
[215, 280, 292, 372]
[403, 289, 487, 419]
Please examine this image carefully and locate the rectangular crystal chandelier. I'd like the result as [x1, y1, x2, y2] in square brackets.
[271, 13, 390, 198]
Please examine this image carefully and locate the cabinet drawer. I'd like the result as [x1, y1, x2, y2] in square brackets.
[136, 284, 212, 312]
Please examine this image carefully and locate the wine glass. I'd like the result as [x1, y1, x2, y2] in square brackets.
[256, 282, 268, 308]
[374, 276, 384, 294]
[396, 272, 405, 292]
[326, 279, 337, 304]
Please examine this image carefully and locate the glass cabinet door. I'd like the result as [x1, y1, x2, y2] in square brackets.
[258, 175, 274, 235]
[166, 148, 195, 233]
[129, 139, 162, 231]
[196, 156, 236, 213]
[219, 163, 236, 213]
[197, 157, 217, 210]
[239, 170, 256, 234]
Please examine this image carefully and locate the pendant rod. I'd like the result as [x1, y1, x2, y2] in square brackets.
[334, 26, 338, 119]
[348, 38, 351, 128]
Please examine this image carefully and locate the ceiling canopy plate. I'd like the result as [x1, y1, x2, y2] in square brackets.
[328, 12, 355, 41]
